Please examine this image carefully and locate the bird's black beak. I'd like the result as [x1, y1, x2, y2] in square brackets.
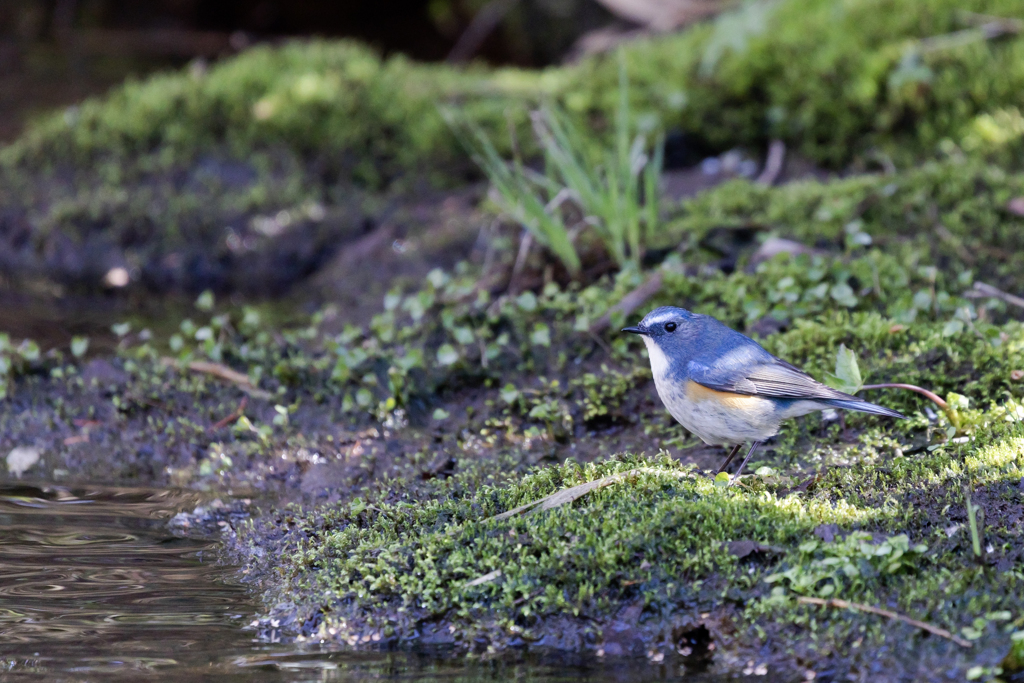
[621, 326, 646, 335]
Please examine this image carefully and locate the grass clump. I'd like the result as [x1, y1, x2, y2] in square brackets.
[446, 60, 664, 276]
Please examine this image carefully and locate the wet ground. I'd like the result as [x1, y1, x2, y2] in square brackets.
[0, 480, 740, 683]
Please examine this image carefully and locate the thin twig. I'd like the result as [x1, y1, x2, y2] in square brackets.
[756, 140, 786, 186]
[964, 281, 1024, 309]
[162, 358, 272, 400]
[464, 569, 502, 587]
[488, 466, 689, 521]
[209, 396, 248, 431]
[589, 271, 664, 334]
[586, 330, 614, 358]
[797, 597, 972, 648]
[918, 17, 1022, 54]
[958, 10, 1024, 32]
[860, 383, 949, 410]
[479, 219, 498, 278]
[507, 231, 533, 294]
[447, 0, 520, 62]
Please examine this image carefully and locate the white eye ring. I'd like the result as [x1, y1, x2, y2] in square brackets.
[664, 322, 677, 332]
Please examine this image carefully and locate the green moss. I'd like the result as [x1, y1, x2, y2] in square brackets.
[238, 413, 1024, 661]
[670, 159, 1024, 285]
[577, 0, 1024, 166]
[5, 21, 1024, 667]
[5, 0, 1024, 184]
[1, 40, 549, 186]
[174, 146, 1024, 674]
[243, 454, 883, 631]
[4, 2, 1024, 296]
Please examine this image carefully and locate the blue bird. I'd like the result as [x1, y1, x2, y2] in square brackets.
[623, 306, 904, 481]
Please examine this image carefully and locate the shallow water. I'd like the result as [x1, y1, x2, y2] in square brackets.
[0, 482, 728, 682]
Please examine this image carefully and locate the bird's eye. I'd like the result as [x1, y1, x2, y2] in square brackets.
[664, 322, 677, 332]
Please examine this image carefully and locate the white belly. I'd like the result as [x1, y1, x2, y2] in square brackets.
[642, 338, 820, 445]
[652, 372, 779, 445]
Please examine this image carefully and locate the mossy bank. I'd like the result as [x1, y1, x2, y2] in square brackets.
[0, 152, 1021, 678]
[2, 0, 1024, 680]
[3, 0, 1024, 294]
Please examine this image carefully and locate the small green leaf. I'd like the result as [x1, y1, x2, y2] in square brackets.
[70, 336, 89, 358]
[452, 327, 475, 345]
[432, 408, 450, 421]
[500, 384, 520, 404]
[394, 349, 424, 372]
[947, 392, 970, 411]
[830, 283, 858, 308]
[195, 290, 215, 311]
[942, 319, 964, 337]
[530, 323, 551, 347]
[826, 344, 863, 394]
[16, 340, 40, 363]
[426, 268, 449, 289]
[516, 291, 537, 312]
[436, 344, 459, 366]
[111, 322, 131, 337]
[714, 472, 730, 486]
[383, 291, 402, 311]
[241, 307, 261, 329]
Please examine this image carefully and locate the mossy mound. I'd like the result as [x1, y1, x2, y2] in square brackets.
[3, 1, 1024, 293]
[1, 41, 541, 186]
[236, 426, 1024, 676]
[6, 1, 1024, 176]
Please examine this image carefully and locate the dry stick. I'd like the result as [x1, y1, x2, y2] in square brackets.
[797, 597, 973, 648]
[958, 10, 1024, 32]
[589, 271, 665, 334]
[488, 466, 689, 522]
[209, 396, 248, 432]
[162, 358, 272, 400]
[860, 382, 959, 429]
[918, 17, 1022, 54]
[447, 0, 520, 62]
[964, 281, 1024, 309]
[755, 140, 786, 186]
[860, 383, 949, 410]
[507, 231, 533, 295]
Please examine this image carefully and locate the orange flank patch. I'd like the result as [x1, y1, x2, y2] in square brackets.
[685, 381, 761, 410]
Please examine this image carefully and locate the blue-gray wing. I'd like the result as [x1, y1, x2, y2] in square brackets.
[687, 358, 856, 401]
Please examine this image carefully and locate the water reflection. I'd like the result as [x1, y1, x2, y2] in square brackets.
[0, 483, 725, 682]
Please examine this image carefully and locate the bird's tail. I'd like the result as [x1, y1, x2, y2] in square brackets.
[826, 398, 905, 420]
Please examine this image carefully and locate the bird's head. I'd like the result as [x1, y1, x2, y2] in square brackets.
[622, 306, 702, 373]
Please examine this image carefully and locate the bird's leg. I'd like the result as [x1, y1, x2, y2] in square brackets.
[727, 441, 762, 485]
[716, 444, 743, 475]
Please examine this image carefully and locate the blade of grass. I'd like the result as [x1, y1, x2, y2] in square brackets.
[443, 106, 581, 275]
